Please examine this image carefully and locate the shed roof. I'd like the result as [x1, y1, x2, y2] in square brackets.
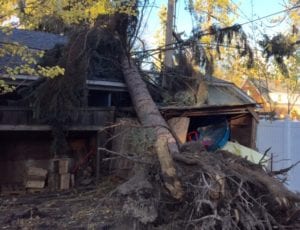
[206, 76, 256, 106]
[158, 76, 257, 118]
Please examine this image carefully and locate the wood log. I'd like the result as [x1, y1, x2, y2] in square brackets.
[25, 180, 45, 189]
[60, 173, 70, 190]
[59, 159, 69, 174]
[27, 167, 47, 177]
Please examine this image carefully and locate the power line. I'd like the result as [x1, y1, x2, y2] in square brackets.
[133, 4, 300, 55]
[239, 4, 300, 26]
[139, 0, 156, 36]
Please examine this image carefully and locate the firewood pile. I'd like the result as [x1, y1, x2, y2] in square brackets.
[25, 167, 48, 193]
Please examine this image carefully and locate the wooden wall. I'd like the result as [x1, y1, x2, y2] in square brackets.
[0, 106, 115, 126]
[230, 114, 257, 148]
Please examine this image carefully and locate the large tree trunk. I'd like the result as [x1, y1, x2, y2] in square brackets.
[122, 57, 183, 199]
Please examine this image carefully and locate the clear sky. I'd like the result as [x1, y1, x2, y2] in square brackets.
[140, 0, 293, 48]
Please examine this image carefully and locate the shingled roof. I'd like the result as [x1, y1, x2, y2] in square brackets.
[0, 28, 67, 50]
[0, 28, 127, 90]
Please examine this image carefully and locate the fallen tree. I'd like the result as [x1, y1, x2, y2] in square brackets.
[86, 140, 300, 229]
[13, 7, 300, 229]
[122, 57, 183, 199]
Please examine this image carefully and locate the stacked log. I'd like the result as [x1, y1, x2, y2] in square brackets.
[25, 167, 47, 192]
[59, 159, 70, 190]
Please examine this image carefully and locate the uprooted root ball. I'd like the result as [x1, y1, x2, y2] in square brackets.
[106, 145, 300, 230]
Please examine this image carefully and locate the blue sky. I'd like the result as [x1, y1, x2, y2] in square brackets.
[141, 0, 292, 47]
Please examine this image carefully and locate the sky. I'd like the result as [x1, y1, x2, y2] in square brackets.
[140, 0, 294, 48]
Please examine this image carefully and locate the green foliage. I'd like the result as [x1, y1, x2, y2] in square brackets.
[0, 41, 65, 93]
[0, 0, 138, 33]
[259, 34, 296, 76]
[0, 79, 15, 94]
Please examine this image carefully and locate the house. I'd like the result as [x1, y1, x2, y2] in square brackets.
[241, 76, 300, 119]
[0, 29, 258, 194]
[0, 29, 129, 193]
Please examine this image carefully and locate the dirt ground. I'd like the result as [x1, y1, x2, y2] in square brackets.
[1, 149, 300, 230]
[0, 177, 124, 230]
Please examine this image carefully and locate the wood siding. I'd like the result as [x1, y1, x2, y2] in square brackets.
[0, 106, 115, 128]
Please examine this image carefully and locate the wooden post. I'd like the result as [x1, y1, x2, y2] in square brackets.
[96, 130, 101, 183]
[162, 0, 175, 88]
[96, 130, 107, 183]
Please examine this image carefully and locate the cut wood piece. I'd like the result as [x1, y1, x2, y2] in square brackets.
[59, 159, 69, 174]
[25, 180, 45, 189]
[26, 175, 47, 181]
[60, 173, 70, 190]
[27, 167, 47, 177]
[168, 117, 190, 144]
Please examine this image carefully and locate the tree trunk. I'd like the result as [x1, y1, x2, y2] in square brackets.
[122, 57, 183, 199]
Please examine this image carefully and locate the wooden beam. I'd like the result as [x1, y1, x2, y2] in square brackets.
[250, 116, 258, 149]
[167, 117, 190, 144]
[247, 106, 259, 122]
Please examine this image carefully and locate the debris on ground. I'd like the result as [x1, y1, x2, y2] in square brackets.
[1, 144, 300, 229]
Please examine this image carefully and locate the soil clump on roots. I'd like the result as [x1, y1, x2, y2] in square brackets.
[104, 142, 300, 229]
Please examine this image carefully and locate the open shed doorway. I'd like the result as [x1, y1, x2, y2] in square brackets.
[186, 113, 257, 149]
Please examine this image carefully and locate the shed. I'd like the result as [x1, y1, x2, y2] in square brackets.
[160, 77, 258, 148]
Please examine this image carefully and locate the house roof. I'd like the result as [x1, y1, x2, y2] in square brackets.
[244, 76, 300, 95]
[0, 28, 125, 90]
[0, 29, 257, 106]
[0, 28, 67, 50]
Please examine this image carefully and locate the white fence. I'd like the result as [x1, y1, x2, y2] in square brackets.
[257, 118, 300, 192]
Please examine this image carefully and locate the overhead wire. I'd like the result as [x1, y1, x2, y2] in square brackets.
[239, 4, 300, 27]
[132, 4, 300, 55]
[229, 0, 266, 35]
[139, 0, 156, 36]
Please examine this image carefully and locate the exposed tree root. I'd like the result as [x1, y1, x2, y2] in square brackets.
[104, 142, 300, 229]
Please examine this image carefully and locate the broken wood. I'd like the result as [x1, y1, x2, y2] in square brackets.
[167, 117, 190, 144]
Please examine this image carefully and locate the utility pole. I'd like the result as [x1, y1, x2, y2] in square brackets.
[162, 0, 176, 88]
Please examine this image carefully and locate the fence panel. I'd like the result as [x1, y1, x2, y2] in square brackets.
[257, 118, 300, 192]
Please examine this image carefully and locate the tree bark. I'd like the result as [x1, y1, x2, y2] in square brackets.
[122, 57, 183, 199]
